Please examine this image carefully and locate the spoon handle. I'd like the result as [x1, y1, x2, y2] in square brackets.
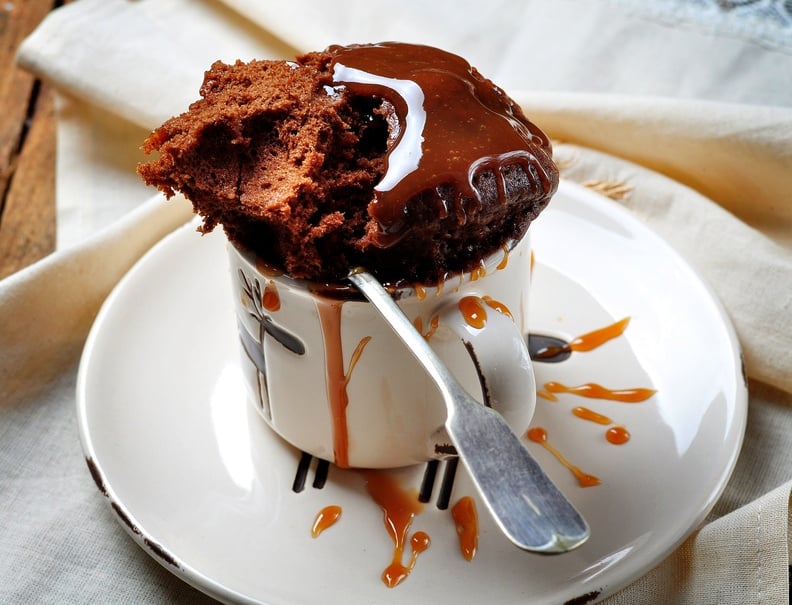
[348, 269, 589, 554]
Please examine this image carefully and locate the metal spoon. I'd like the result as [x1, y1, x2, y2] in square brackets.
[348, 268, 590, 554]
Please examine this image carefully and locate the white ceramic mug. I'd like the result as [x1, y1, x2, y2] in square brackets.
[229, 234, 536, 469]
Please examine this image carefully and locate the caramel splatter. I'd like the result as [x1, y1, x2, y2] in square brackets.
[451, 496, 478, 561]
[363, 470, 429, 588]
[262, 280, 280, 311]
[532, 317, 630, 360]
[497, 245, 510, 270]
[544, 382, 655, 403]
[572, 406, 612, 425]
[527, 427, 601, 487]
[459, 296, 487, 329]
[311, 505, 342, 537]
[606, 426, 631, 445]
[481, 296, 513, 320]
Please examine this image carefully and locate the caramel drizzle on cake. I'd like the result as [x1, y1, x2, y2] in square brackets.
[328, 42, 557, 248]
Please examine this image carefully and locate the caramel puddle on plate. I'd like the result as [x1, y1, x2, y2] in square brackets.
[605, 425, 631, 445]
[362, 470, 430, 588]
[544, 381, 656, 403]
[536, 318, 637, 401]
[534, 317, 646, 441]
[572, 406, 632, 445]
[527, 427, 601, 487]
[532, 317, 631, 361]
[311, 505, 342, 538]
[451, 496, 478, 561]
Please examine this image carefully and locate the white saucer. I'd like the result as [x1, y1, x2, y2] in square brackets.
[77, 180, 747, 605]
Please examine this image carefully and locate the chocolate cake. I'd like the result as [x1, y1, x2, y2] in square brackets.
[138, 42, 558, 285]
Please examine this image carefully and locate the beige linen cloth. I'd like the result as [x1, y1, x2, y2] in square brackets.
[3, 0, 792, 602]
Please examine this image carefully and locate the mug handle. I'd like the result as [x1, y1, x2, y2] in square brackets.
[436, 296, 537, 435]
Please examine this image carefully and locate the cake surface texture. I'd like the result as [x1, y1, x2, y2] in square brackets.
[138, 42, 559, 285]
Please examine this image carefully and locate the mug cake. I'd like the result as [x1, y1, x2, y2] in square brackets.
[137, 42, 558, 286]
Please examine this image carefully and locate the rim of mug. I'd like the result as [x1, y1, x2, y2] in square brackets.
[228, 233, 528, 302]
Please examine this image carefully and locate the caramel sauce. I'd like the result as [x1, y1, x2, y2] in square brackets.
[413, 316, 440, 340]
[262, 280, 280, 311]
[481, 296, 513, 320]
[329, 42, 555, 247]
[254, 257, 285, 277]
[316, 301, 348, 467]
[606, 426, 631, 445]
[544, 381, 656, 403]
[571, 316, 630, 352]
[413, 284, 427, 300]
[526, 427, 601, 487]
[533, 317, 631, 360]
[344, 336, 371, 386]
[413, 317, 423, 335]
[316, 301, 371, 468]
[411, 531, 431, 554]
[469, 261, 487, 282]
[537, 390, 558, 402]
[451, 496, 478, 561]
[572, 406, 612, 425]
[572, 407, 632, 445]
[311, 505, 342, 538]
[362, 470, 428, 588]
[496, 245, 509, 270]
[459, 295, 487, 329]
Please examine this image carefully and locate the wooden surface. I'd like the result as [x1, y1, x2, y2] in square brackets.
[0, 1, 60, 280]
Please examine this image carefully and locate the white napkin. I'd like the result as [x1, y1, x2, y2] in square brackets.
[4, 0, 792, 602]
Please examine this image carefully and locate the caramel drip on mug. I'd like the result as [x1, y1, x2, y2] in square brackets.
[262, 280, 280, 311]
[414, 315, 440, 340]
[311, 505, 342, 538]
[413, 284, 427, 300]
[316, 298, 372, 468]
[544, 381, 656, 403]
[469, 261, 487, 282]
[459, 296, 487, 329]
[526, 427, 601, 487]
[497, 245, 510, 270]
[362, 470, 428, 588]
[344, 336, 372, 386]
[481, 296, 513, 320]
[316, 301, 350, 468]
[533, 317, 630, 360]
[451, 496, 478, 561]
